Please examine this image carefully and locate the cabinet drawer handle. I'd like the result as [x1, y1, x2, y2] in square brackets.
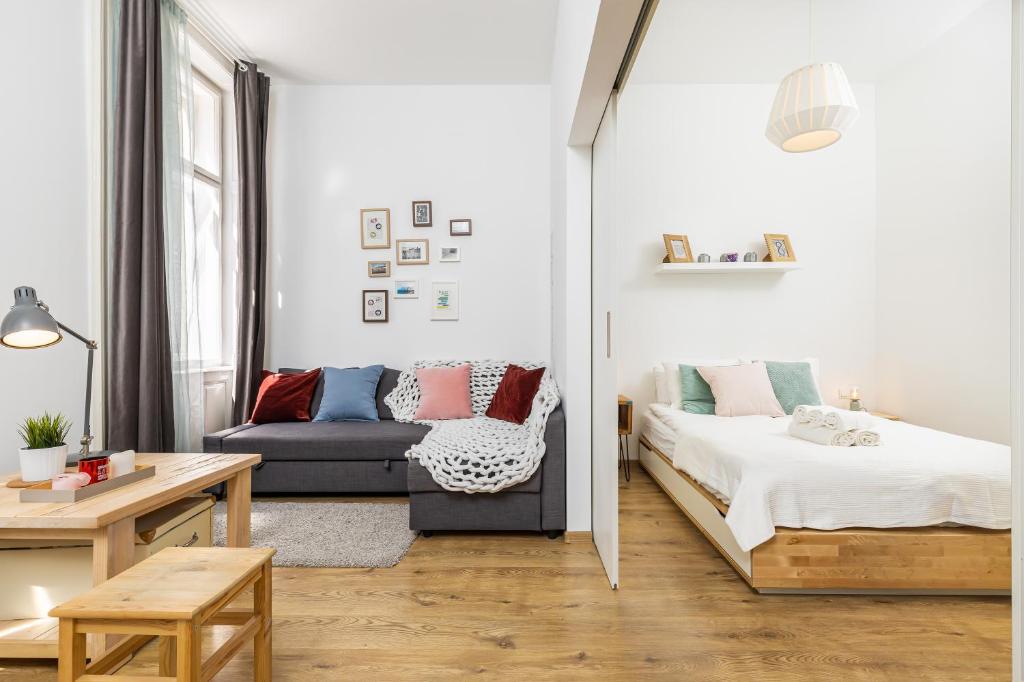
[178, 531, 199, 548]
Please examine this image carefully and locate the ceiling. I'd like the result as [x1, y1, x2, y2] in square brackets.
[200, 0, 559, 84]
[630, 0, 993, 84]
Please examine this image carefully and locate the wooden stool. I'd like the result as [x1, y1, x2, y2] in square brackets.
[50, 546, 275, 681]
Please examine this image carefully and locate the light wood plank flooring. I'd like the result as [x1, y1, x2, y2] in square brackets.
[0, 471, 1009, 680]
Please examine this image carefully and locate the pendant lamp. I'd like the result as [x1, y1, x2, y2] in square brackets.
[765, 2, 859, 152]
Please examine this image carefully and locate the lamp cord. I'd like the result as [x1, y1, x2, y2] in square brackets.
[808, 0, 815, 63]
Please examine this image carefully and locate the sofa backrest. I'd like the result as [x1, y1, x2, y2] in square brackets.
[279, 367, 401, 420]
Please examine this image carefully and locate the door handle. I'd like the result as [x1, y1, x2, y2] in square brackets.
[606, 311, 611, 359]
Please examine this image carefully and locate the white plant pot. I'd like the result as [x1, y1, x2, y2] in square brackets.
[19, 444, 69, 482]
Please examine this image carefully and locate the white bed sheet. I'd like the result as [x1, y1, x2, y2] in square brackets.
[647, 403, 1010, 552]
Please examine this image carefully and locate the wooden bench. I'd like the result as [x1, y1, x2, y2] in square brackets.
[49, 546, 275, 681]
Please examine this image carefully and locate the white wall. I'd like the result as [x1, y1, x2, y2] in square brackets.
[876, 0, 1011, 443]
[266, 85, 551, 371]
[0, 0, 93, 473]
[615, 84, 878, 440]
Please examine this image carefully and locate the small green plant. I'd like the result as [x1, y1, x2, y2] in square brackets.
[18, 413, 72, 450]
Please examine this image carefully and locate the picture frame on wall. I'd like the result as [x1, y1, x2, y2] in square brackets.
[367, 260, 391, 277]
[763, 233, 796, 262]
[662, 234, 694, 263]
[412, 200, 432, 227]
[396, 239, 430, 265]
[394, 279, 419, 299]
[360, 208, 391, 249]
[439, 246, 461, 262]
[431, 281, 459, 321]
[362, 289, 389, 322]
[449, 218, 472, 236]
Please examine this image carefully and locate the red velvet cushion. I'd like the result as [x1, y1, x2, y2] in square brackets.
[249, 368, 321, 424]
[485, 365, 545, 424]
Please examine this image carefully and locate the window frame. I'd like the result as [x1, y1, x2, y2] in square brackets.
[190, 64, 227, 368]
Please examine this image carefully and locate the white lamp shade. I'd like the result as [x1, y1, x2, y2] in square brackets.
[765, 62, 859, 153]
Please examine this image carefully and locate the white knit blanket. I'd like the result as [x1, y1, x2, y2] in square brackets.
[385, 360, 561, 493]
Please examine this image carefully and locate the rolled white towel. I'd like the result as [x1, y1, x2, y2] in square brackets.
[822, 409, 877, 432]
[792, 405, 813, 424]
[852, 429, 882, 447]
[807, 409, 826, 427]
[787, 420, 855, 446]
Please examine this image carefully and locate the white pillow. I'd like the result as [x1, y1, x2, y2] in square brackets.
[652, 366, 669, 404]
[660, 358, 742, 409]
[741, 356, 823, 402]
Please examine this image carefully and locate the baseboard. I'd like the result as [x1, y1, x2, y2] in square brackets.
[563, 531, 593, 544]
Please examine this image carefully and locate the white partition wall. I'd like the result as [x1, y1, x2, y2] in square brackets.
[591, 97, 619, 589]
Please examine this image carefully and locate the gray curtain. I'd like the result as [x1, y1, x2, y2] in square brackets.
[107, 0, 176, 452]
[232, 62, 270, 425]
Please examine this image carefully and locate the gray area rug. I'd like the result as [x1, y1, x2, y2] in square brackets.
[213, 501, 417, 568]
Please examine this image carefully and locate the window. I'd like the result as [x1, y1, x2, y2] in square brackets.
[190, 67, 224, 367]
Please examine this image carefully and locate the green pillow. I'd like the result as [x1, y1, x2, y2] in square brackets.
[764, 361, 821, 415]
[679, 364, 716, 415]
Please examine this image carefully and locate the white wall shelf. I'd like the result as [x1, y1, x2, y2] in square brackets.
[655, 262, 802, 275]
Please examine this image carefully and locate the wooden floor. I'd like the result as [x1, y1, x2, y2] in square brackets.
[0, 470, 1009, 680]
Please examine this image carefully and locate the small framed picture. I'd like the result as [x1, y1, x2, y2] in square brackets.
[764, 233, 796, 262]
[367, 260, 391, 277]
[662, 234, 693, 263]
[394, 279, 419, 299]
[362, 289, 389, 323]
[396, 239, 429, 265]
[439, 246, 461, 262]
[360, 208, 391, 249]
[431, 281, 459, 321]
[412, 200, 432, 227]
[449, 218, 472, 237]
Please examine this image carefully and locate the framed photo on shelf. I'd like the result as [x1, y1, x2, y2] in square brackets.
[412, 200, 432, 227]
[449, 218, 472, 236]
[394, 279, 419, 299]
[367, 260, 391, 277]
[362, 289, 389, 323]
[431, 281, 459, 321]
[439, 245, 461, 262]
[662, 234, 693, 263]
[396, 239, 430, 265]
[360, 208, 391, 249]
[763, 233, 796, 262]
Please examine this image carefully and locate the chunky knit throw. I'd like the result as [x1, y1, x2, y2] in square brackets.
[385, 360, 561, 493]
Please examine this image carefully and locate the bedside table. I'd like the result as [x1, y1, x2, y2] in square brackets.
[618, 395, 633, 482]
[870, 411, 901, 421]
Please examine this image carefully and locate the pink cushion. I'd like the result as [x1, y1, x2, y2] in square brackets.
[697, 362, 785, 417]
[414, 364, 474, 420]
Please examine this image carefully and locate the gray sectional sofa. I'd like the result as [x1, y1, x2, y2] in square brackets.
[203, 367, 566, 536]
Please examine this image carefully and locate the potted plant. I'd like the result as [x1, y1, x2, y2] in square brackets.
[18, 412, 72, 482]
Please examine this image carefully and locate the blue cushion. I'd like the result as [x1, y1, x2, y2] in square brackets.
[313, 365, 385, 422]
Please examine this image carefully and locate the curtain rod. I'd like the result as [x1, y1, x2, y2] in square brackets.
[178, 0, 252, 70]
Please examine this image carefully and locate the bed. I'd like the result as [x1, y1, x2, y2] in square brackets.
[639, 403, 1011, 594]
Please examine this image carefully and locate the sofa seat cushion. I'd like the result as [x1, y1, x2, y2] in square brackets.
[406, 460, 541, 494]
[219, 421, 431, 462]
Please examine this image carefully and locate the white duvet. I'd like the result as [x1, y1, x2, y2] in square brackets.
[648, 404, 1010, 552]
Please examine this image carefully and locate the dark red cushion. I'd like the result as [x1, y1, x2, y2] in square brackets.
[249, 368, 321, 424]
[485, 365, 545, 424]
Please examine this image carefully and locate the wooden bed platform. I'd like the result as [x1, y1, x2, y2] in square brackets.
[638, 435, 1011, 595]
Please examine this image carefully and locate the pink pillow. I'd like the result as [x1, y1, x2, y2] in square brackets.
[414, 364, 474, 420]
[697, 362, 784, 417]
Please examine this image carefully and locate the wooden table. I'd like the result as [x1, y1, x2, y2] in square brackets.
[0, 452, 259, 661]
[618, 394, 633, 482]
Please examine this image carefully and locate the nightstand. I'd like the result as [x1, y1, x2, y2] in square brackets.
[870, 411, 901, 421]
[618, 395, 633, 482]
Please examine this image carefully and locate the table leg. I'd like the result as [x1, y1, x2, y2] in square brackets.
[225, 467, 252, 547]
[254, 560, 272, 681]
[57, 619, 85, 682]
[89, 517, 134, 660]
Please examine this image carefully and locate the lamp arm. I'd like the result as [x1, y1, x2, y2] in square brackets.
[54, 319, 98, 457]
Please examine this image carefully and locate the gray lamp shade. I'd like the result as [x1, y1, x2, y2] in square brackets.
[0, 286, 62, 349]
